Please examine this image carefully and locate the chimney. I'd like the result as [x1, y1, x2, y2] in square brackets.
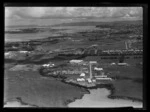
[89, 61, 97, 79]
[89, 63, 92, 79]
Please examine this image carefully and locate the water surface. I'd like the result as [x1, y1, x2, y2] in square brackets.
[68, 88, 142, 108]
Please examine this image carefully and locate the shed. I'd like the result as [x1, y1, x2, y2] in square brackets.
[77, 78, 85, 82]
[94, 67, 103, 71]
[110, 62, 116, 65]
[80, 73, 86, 77]
[70, 60, 83, 64]
[118, 63, 129, 66]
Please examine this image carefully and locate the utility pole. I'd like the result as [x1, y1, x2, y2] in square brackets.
[129, 41, 131, 49]
[125, 41, 128, 50]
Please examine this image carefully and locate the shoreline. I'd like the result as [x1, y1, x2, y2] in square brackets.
[4, 66, 143, 108]
[4, 97, 38, 107]
[67, 88, 143, 108]
[39, 73, 142, 107]
[64, 82, 142, 107]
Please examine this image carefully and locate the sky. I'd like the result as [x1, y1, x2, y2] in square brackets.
[5, 7, 143, 26]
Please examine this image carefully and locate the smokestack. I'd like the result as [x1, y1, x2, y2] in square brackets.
[89, 61, 97, 79]
[89, 63, 92, 79]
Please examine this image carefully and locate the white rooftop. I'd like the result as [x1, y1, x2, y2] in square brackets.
[89, 61, 97, 64]
[94, 67, 103, 71]
[70, 60, 83, 63]
[80, 73, 86, 77]
[118, 63, 129, 66]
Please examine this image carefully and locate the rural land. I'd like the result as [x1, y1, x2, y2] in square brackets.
[4, 20, 143, 107]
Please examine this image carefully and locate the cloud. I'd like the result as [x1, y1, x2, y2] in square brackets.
[5, 7, 143, 20]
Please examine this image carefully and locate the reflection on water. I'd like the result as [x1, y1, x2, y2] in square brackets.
[68, 88, 142, 108]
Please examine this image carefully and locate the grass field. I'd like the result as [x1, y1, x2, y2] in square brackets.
[4, 69, 88, 107]
[82, 57, 143, 100]
[4, 20, 143, 107]
[111, 80, 142, 100]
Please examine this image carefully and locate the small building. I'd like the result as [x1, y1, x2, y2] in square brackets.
[82, 67, 88, 70]
[12, 46, 17, 49]
[19, 51, 28, 53]
[70, 60, 83, 64]
[94, 67, 103, 71]
[110, 62, 116, 65]
[87, 78, 92, 83]
[42, 64, 49, 67]
[117, 63, 129, 66]
[82, 61, 88, 65]
[77, 78, 85, 82]
[89, 61, 97, 64]
[91, 44, 99, 47]
[92, 79, 96, 82]
[42, 63, 55, 67]
[80, 73, 86, 77]
[5, 52, 10, 56]
[96, 77, 112, 80]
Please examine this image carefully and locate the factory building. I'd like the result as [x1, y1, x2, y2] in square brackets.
[70, 60, 83, 64]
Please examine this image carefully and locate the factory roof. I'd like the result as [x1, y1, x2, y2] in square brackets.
[94, 67, 103, 71]
[89, 61, 97, 64]
[118, 63, 129, 66]
[70, 60, 83, 63]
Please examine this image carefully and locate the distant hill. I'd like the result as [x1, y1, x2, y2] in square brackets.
[52, 20, 142, 27]
[6, 20, 142, 28]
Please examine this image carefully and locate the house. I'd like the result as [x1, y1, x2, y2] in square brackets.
[80, 73, 86, 77]
[117, 63, 129, 66]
